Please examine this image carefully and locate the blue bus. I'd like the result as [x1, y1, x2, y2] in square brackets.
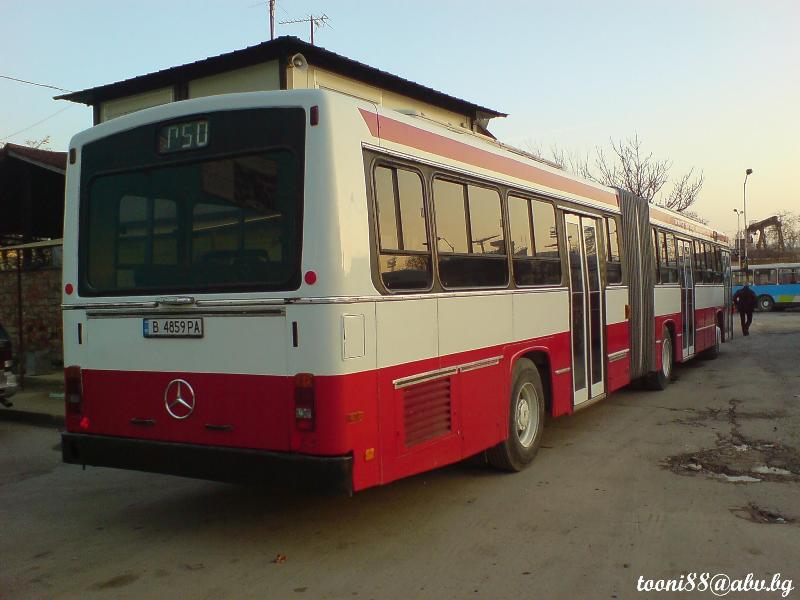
[732, 262, 800, 311]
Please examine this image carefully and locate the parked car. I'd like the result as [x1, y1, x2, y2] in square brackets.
[0, 322, 18, 405]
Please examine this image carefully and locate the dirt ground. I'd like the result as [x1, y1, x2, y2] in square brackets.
[1, 311, 798, 600]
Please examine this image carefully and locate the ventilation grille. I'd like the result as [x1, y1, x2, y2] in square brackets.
[403, 377, 452, 448]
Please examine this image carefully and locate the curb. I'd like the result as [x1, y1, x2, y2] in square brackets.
[0, 409, 64, 429]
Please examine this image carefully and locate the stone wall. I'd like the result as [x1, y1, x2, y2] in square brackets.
[0, 266, 62, 372]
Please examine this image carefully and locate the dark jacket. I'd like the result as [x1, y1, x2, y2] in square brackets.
[733, 286, 757, 312]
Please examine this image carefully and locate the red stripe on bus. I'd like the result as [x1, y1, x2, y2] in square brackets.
[359, 108, 618, 207]
[650, 207, 728, 243]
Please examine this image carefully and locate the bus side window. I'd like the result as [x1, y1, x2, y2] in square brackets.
[508, 195, 561, 286]
[373, 165, 432, 291]
[721, 250, 731, 283]
[434, 178, 508, 288]
[705, 243, 715, 283]
[693, 240, 705, 283]
[754, 269, 776, 285]
[659, 231, 677, 284]
[605, 216, 622, 285]
[778, 268, 800, 284]
[714, 247, 723, 283]
[652, 227, 660, 281]
[701, 243, 709, 283]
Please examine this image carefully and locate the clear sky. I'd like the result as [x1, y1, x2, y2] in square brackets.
[2, 0, 798, 237]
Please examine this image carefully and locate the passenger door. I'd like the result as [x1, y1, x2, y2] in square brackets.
[677, 239, 695, 358]
[564, 213, 605, 406]
[722, 252, 733, 340]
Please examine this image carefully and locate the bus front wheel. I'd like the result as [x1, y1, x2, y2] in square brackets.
[487, 359, 545, 472]
[757, 295, 775, 312]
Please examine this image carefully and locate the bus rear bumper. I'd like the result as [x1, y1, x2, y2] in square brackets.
[62, 433, 353, 494]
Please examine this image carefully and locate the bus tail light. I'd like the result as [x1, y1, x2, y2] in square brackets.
[294, 373, 315, 431]
[65, 366, 83, 415]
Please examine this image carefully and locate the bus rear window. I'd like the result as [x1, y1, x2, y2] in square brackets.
[84, 151, 301, 294]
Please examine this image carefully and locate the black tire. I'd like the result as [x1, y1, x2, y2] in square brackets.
[701, 325, 721, 360]
[757, 295, 774, 312]
[648, 326, 673, 390]
[487, 359, 545, 472]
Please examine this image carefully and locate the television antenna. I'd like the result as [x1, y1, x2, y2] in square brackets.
[279, 13, 331, 45]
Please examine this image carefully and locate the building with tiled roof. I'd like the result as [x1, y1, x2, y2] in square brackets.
[0, 143, 65, 245]
[56, 36, 504, 136]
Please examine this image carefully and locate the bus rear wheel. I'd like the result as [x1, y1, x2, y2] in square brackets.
[648, 326, 673, 390]
[487, 359, 545, 472]
[757, 295, 774, 312]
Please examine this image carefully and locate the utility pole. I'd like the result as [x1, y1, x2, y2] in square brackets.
[733, 208, 742, 269]
[279, 14, 331, 45]
[743, 168, 753, 270]
[269, 0, 275, 40]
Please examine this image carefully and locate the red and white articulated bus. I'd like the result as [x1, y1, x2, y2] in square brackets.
[61, 90, 731, 492]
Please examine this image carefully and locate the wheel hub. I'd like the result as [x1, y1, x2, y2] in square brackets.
[662, 338, 672, 377]
[515, 382, 539, 448]
[517, 400, 530, 432]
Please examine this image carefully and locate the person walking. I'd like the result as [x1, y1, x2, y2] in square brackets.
[733, 283, 757, 336]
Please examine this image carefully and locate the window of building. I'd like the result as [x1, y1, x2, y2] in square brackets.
[508, 195, 561, 286]
[373, 165, 432, 291]
[605, 216, 622, 285]
[434, 178, 508, 288]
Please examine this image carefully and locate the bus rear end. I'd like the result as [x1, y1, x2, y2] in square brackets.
[61, 92, 355, 491]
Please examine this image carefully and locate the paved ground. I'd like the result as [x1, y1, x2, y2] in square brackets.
[1, 312, 799, 600]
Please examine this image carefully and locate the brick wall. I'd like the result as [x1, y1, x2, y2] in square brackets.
[0, 266, 63, 370]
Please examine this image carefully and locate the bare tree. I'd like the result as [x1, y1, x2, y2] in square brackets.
[551, 145, 595, 181]
[526, 134, 704, 214]
[776, 211, 800, 250]
[24, 135, 51, 149]
[663, 167, 705, 212]
[522, 139, 594, 180]
[593, 135, 672, 202]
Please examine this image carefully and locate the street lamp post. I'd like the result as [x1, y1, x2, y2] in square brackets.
[733, 208, 742, 269]
[743, 168, 753, 269]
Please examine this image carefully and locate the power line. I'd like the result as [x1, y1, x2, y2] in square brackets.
[0, 106, 73, 143]
[0, 74, 72, 93]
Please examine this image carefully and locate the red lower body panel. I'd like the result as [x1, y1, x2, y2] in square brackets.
[606, 320, 631, 393]
[69, 331, 579, 492]
[655, 307, 723, 370]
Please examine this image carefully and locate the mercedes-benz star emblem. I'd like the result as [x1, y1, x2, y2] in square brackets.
[164, 379, 196, 420]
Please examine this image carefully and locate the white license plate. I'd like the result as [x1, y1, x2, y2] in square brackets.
[143, 318, 204, 338]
